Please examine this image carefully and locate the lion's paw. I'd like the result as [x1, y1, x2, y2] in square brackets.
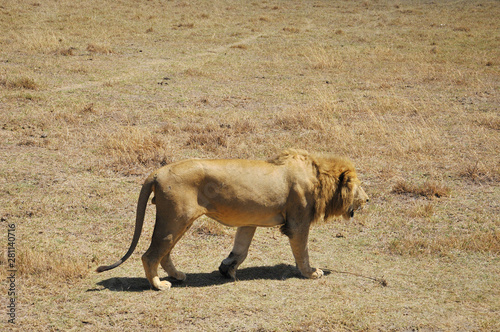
[302, 268, 324, 279]
[311, 268, 324, 279]
[219, 261, 237, 279]
[156, 280, 172, 291]
[171, 271, 186, 281]
[152, 277, 172, 291]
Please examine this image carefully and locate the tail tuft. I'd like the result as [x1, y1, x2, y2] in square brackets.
[95, 260, 123, 273]
[96, 265, 107, 273]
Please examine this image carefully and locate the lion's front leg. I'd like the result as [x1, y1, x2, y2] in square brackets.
[287, 226, 323, 279]
[219, 226, 256, 279]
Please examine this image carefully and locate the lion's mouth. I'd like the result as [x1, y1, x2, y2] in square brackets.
[342, 206, 358, 220]
[344, 206, 354, 220]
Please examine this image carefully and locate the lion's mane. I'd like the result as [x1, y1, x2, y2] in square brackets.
[269, 149, 358, 224]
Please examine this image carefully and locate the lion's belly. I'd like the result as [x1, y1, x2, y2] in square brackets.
[199, 160, 289, 227]
[205, 207, 285, 228]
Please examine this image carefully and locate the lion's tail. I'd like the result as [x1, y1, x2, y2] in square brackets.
[96, 173, 156, 273]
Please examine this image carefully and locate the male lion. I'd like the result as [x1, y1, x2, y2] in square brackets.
[96, 149, 369, 290]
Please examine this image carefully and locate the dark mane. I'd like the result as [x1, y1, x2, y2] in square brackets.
[311, 153, 358, 223]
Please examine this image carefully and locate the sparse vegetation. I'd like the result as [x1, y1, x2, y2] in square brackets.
[1, 0, 498, 330]
[392, 180, 451, 198]
[86, 43, 114, 55]
[388, 229, 500, 256]
[16, 247, 90, 281]
[0, 76, 39, 90]
[100, 126, 171, 174]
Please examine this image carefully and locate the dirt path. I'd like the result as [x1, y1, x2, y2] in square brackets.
[53, 33, 265, 93]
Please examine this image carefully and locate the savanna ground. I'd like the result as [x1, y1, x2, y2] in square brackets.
[1, 0, 499, 330]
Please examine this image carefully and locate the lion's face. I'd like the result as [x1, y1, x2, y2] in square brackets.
[343, 184, 369, 220]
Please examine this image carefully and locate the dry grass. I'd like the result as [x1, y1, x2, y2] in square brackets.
[99, 126, 171, 174]
[16, 247, 90, 281]
[186, 131, 228, 151]
[193, 217, 228, 236]
[392, 180, 451, 198]
[306, 46, 343, 70]
[0, 76, 39, 90]
[55, 47, 77, 56]
[389, 230, 500, 256]
[86, 43, 114, 55]
[459, 161, 497, 183]
[274, 109, 326, 131]
[1, 0, 499, 330]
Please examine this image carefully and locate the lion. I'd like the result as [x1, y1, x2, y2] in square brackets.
[96, 149, 369, 290]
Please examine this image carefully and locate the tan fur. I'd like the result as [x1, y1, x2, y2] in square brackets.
[96, 149, 369, 290]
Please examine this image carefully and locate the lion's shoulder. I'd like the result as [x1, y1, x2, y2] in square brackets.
[268, 149, 311, 165]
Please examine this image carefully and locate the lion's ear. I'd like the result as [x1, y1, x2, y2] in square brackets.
[338, 170, 347, 186]
[338, 170, 354, 188]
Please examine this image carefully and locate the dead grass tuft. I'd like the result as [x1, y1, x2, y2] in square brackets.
[453, 26, 471, 32]
[283, 27, 300, 33]
[174, 23, 195, 29]
[158, 121, 180, 134]
[18, 29, 62, 53]
[186, 131, 228, 151]
[231, 119, 258, 134]
[182, 123, 218, 134]
[306, 46, 342, 69]
[87, 43, 114, 55]
[408, 202, 435, 219]
[56, 47, 77, 56]
[100, 126, 171, 172]
[392, 180, 451, 198]
[389, 229, 500, 256]
[182, 119, 259, 152]
[475, 114, 500, 131]
[16, 247, 90, 281]
[230, 44, 248, 50]
[0, 76, 39, 90]
[187, 119, 256, 134]
[80, 103, 97, 114]
[183, 68, 213, 78]
[459, 161, 494, 183]
[274, 111, 325, 131]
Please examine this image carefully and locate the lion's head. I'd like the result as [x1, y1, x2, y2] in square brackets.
[343, 182, 369, 220]
[311, 154, 369, 222]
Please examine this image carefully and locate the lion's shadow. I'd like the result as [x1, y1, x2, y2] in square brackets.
[94, 264, 331, 292]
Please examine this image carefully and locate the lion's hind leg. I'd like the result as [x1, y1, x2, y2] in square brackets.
[142, 209, 200, 290]
[142, 254, 171, 290]
[219, 226, 256, 279]
[160, 254, 186, 281]
[142, 236, 176, 291]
